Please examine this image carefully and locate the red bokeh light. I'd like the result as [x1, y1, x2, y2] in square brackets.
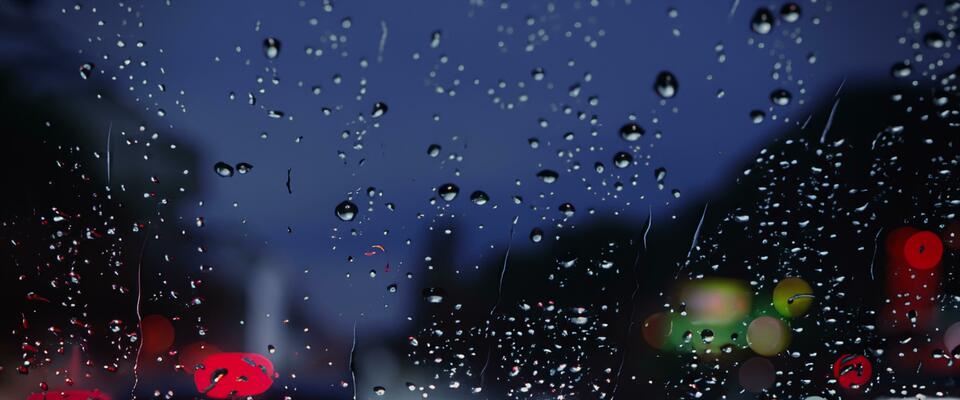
[833, 354, 872, 390]
[193, 352, 275, 399]
[141, 314, 174, 356]
[903, 230, 943, 270]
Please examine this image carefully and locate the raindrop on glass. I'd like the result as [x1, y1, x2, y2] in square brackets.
[371, 101, 389, 118]
[751, 8, 774, 34]
[263, 37, 281, 59]
[559, 202, 575, 218]
[619, 122, 645, 142]
[654, 71, 678, 99]
[531, 67, 545, 81]
[536, 170, 559, 183]
[235, 162, 253, 174]
[335, 200, 358, 222]
[79, 63, 94, 80]
[423, 287, 446, 304]
[891, 62, 912, 78]
[925, 32, 945, 48]
[770, 89, 791, 106]
[530, 227, 544, 243]
[470, 190, 489, 205]
[437, 183, 460, 201]
[613, 152, 633, 168]
[779, 3, 801, 23]
[214, 162, 234, 177]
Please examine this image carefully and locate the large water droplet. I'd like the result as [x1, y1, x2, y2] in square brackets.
[925, 32, 945, 48]
[779, 3, 801, 23]
[654, 71, 678, 99]
[891, 62, 912, 78]
[770, 89, 791, 106]
[619, 122, 645, 141]
[530, 227, 544, 243]
[751, 8, 774, 34]
[371, 101, 389, 118]
[613, 152, 633, 168]
[559, 203, 575, 218]
[470, 191, 489, 205]
[537, 170, 559, 183]
[423, 287, 446, 303]
[235, 162, 253, 174]
[79, 63, 94, 80]
[335, 200, 358, 221]
[437, 183, 459, 201]
[264, 37, 281, 59]
[214, 162, 234, 177]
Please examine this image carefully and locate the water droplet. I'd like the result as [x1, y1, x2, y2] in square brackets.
[79, 63, 94, 80]
[427, 144, 441, 157]
[263, 37, 281, 59]
[530, 227, 544, 243]
[423, 287, 445, 304]
[373, 386, 387, 396]
[371, 101, 389, 118]
[536, 170, 559, 183]
[619, 122, 645, 141]
[470, 190, 489, 205]
[779, 3, 801, 23]
[654, 71, 678, 99]
[214, 162, 234, 177]
[751, 8, 774, 34]
[531, 67, 545, 81]
[891, 62, 912, 78]
[750, 110, 765, 123]
[335, 200, 358, 221]
[437, 183, 459, 201]
[613, 152, 633, 168]
[701, 329, 715, 344]
[235, 162, 253, 174]
[770, 89, 791, 106]
[925, 32, 945, 48]
[559, 202, 575, 217]
[430, 30, 442, 48]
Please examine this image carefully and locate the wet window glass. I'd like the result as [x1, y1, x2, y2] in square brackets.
[2, 0, 960, 399]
